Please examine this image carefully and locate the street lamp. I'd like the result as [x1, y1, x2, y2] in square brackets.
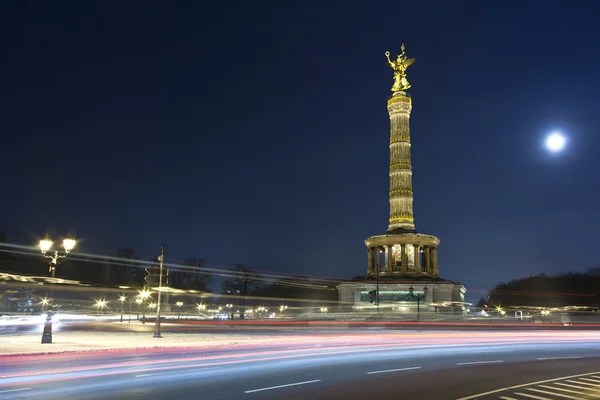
[279, 304, 288, 313]
[119, 295, 126, 322]
[176, 301, 183, 319]
[320, 306, 328, 313]
[135, 298, 142, 320]
[39, 236, 76, 277]
[95, 299, 107, 314]
[226, 303, 234, 320]
[138, 290, 150, 320]
[128, 298, 135, 323]
[40, 297, 49, 311]
[408, 286, 428, 321]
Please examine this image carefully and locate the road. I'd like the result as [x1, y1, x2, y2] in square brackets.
[2, 330, 600, 399]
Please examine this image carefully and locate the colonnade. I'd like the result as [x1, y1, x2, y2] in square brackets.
[367, 244, 438, 276]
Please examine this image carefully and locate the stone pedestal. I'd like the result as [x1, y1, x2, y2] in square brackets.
[337, 279, 466, 312]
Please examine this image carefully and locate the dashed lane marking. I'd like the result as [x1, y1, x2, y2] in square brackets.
[456, 360, 503, 366]
[366, 366, 421, 375]
[244, 380, 321, 394]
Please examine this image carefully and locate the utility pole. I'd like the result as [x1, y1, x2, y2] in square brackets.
[153, 244, 165, 338]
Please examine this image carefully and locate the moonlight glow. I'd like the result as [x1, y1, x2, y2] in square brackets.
[545, 132, 566, 152]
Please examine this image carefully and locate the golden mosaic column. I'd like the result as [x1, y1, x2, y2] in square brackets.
[387, 91, 415, 233]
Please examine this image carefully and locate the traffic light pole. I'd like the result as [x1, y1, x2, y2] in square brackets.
[153, 244, 165, 338]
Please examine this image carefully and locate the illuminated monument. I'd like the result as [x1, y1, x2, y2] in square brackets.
[338, 44, 466, 313]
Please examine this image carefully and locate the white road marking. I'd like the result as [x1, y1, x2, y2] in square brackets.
[135, 367, 219, 378]
[244, 380, 321, 394]
[536, 356, 583, 361]
[456, 370, 600, 400]
[538, 384, 593, 397]
[554, 381, 600, 392]
[527, 387, 584, 399]
[367, 366, 421, 375]
[498, 397, 519, 400]
[513, 392, 552, 400]
[565, 379, 600, 387]
[456, 360, 503, 366]
[580, 377, 600, 383]
[0, 388, 31, 394]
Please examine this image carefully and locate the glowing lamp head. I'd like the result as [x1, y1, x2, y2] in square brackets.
[39, 239, 53, 254]
[63, 238, 76, 252]
[119, 295, 126, 302]
[545, 132, 566, 152]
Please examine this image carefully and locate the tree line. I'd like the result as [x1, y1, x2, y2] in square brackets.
[479, 267, 600, 308]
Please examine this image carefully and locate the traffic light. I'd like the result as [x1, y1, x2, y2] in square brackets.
[145, 265, 168, 288]
[483, 303, 488, 309]
[368, 290, 378, 304]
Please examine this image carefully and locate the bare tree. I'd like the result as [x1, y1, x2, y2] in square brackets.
[170, 258, 211, 291]
[221, 264, 262, 319]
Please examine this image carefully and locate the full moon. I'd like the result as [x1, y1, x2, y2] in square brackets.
[545, 132, 566, 152]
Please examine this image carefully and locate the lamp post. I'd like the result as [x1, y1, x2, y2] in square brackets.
[135, 298, 142, 320]
[119, 295, 126, 322]
[226, 303, 234, 320]
[408, 286, 428, 321]
[128, 298, 135, 323]
[176, 301, 183, 319]
[39, 236, 76, 278]
[138, 290, 150, 320]
[153, 244, 165, 339]
[197, 303, 206, 318]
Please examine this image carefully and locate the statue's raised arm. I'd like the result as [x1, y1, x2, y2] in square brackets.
[385, 51, 396, 68]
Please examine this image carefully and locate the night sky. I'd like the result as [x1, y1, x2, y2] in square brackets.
[2, 1, 600, 297]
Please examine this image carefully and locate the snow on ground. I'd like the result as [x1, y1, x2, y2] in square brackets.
[0, 329, 353, 356]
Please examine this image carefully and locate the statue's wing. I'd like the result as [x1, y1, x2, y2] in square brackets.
[405, 58, 416, 68]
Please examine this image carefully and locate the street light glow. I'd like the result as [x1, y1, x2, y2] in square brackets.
[119, 295, 126, 302]
[545, 132, 566, 152]
[39, 239, 53, 253]
[63, 238, 76, 252]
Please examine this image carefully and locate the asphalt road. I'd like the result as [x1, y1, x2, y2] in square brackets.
[2, 331, 600, 399]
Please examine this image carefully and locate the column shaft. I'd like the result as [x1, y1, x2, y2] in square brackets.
[377, 248, 384, 273]
[414, 245, 421, 272]
[386, 245, 393, 272]
[424, 247, 431, 274]
[368, 248, 374, 274]
[432, 248, 438, 275]
[401, 244, 407, 272]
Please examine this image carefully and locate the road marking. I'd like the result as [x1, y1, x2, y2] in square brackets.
[367, 366, 421, 375]
[456, 360, 503, 366]
[136, 367, 219, 378]
[244, 380, 321, 394]
[456, 371, 600, 400]
[554, 381, 600, 392]
[513, 392, 552, 400]
[536, 356, 583, 361]
[565, 379, 600, 387]
[538, 384, 592, 396]
[527, 387, 584, 399]
[498, 397, 519, 400]
[0, 388, 31, 394]
[581, 377, 600, 383]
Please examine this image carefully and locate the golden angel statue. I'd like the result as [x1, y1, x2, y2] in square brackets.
[385, 43, 415, 92]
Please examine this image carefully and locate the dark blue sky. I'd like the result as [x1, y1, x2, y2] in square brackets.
[2, 1, 599, 297]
